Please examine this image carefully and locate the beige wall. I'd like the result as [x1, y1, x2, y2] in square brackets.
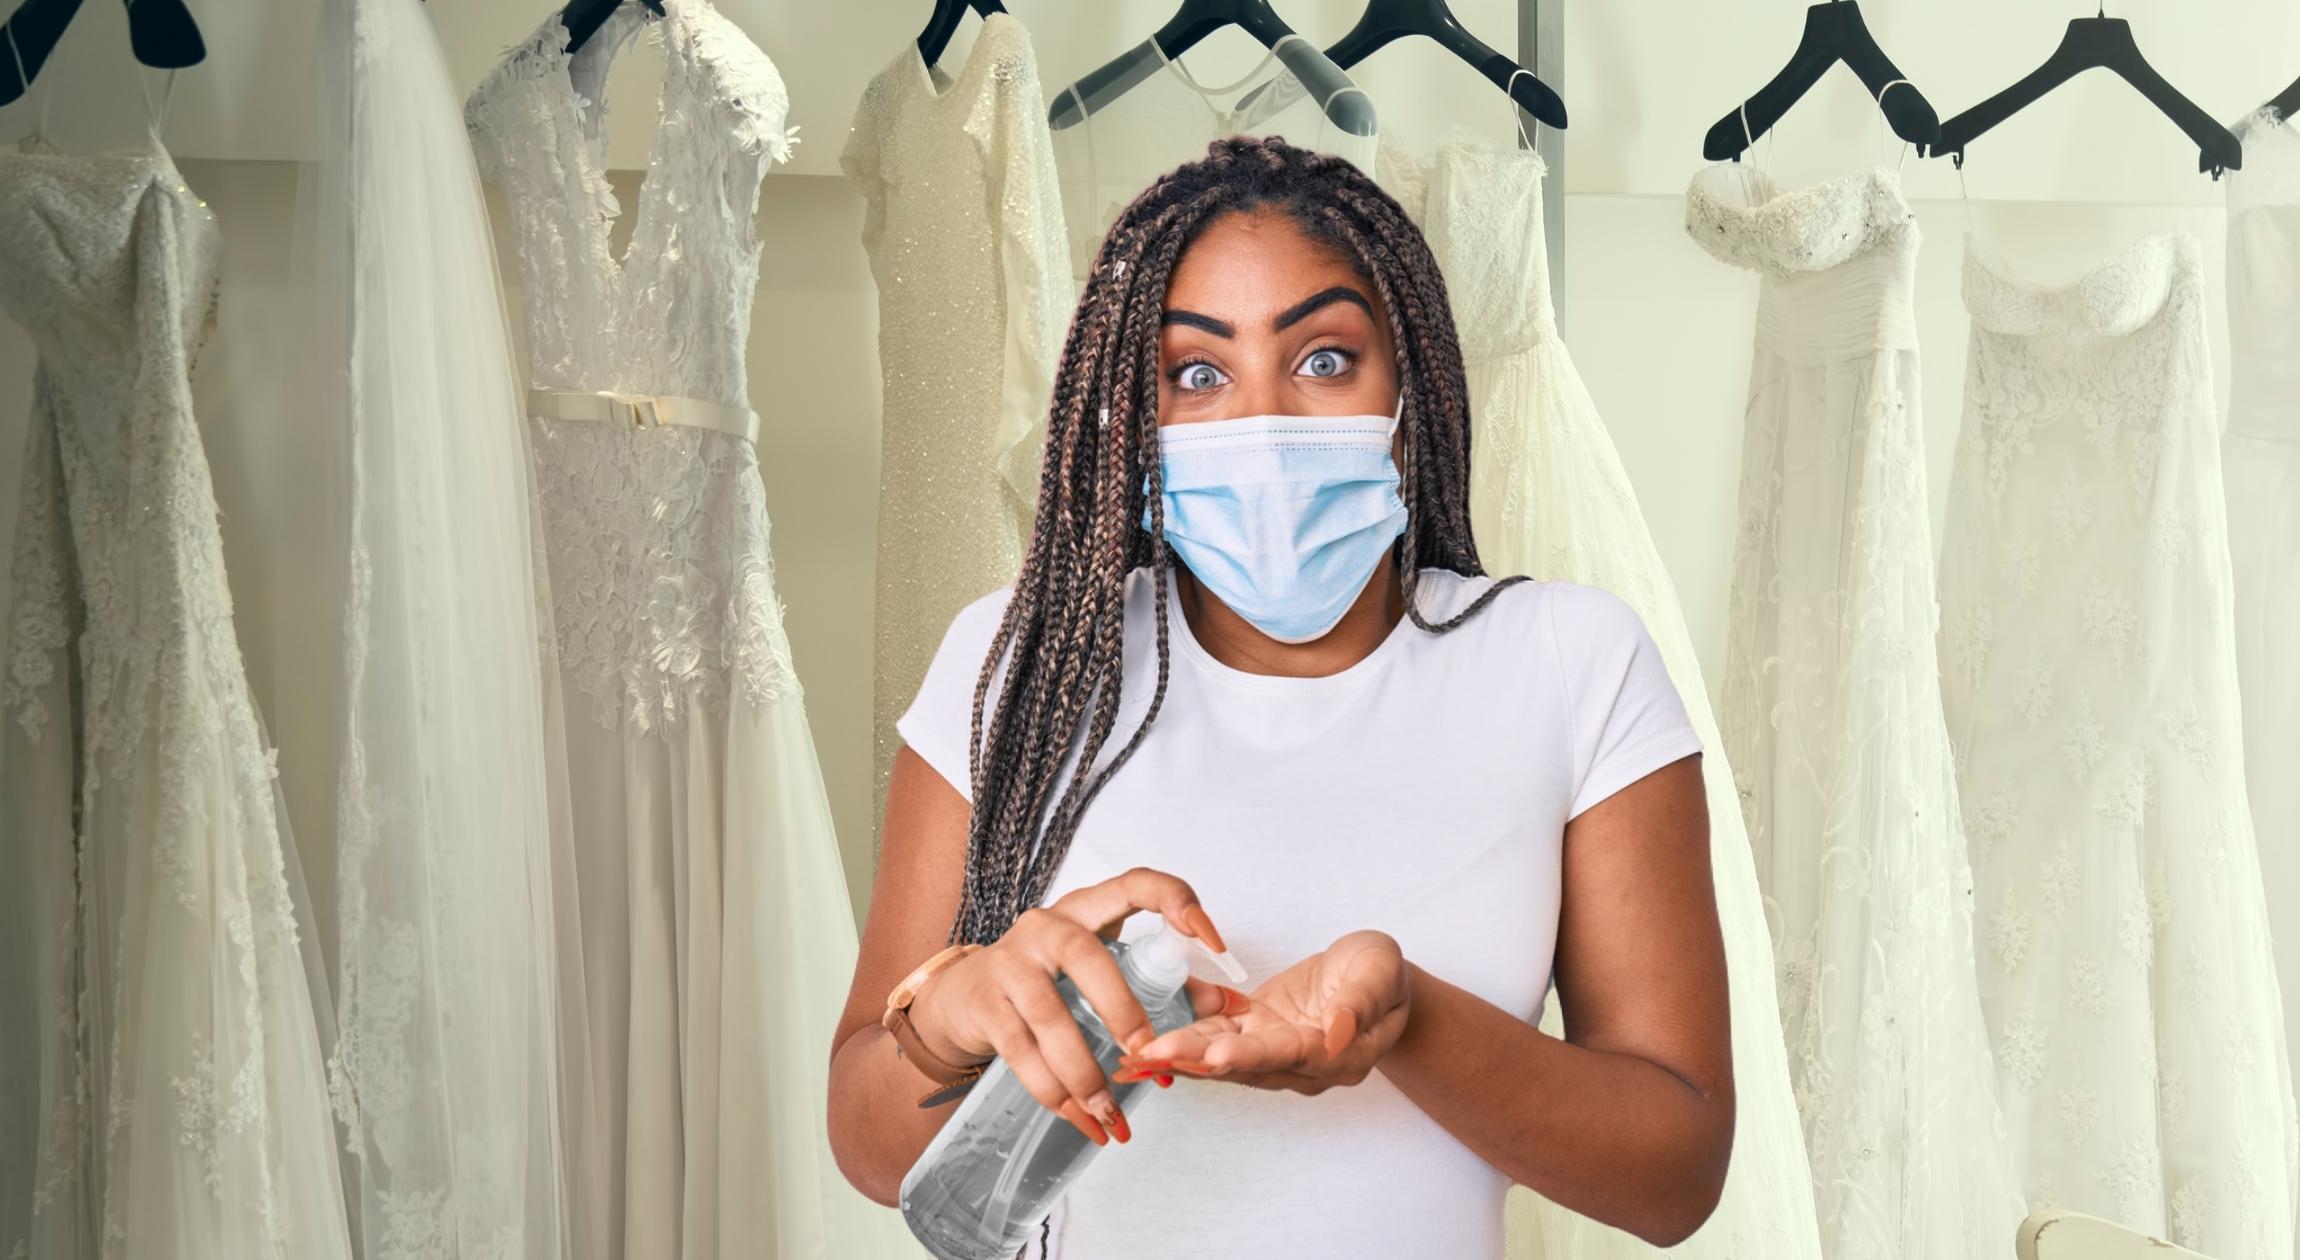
[0, 0, 2284, 930]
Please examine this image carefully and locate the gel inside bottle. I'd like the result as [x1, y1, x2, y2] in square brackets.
[899, 916, 1247, 1260]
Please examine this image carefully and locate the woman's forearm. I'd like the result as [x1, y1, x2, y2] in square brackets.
[1378, 961, 1734, 1246]
[828, 1024, 969, 1206]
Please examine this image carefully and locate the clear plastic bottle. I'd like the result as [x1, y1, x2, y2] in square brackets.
[899, 917, 1247, 1260]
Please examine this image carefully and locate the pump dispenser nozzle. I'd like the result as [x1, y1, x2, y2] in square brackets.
[1126, 916, 1249, 998]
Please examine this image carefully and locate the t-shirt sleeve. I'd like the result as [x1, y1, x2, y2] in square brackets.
[895, 587, 1018, 803]
[1548, 584, 1705, 821]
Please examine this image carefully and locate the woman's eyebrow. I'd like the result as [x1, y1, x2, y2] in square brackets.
[1160, 287, 1372, 338]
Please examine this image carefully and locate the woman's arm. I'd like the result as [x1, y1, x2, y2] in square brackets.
[1377, 754, 1733, 1246]
[828, 747, 1233, 1205]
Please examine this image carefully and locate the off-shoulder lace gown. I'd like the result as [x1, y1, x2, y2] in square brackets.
[843, 14, 1067, 837]
[0, 138, 352, 1260]
[1380, 135, 1825, 1260]
[466, 4, 916, 1255]
[1687, 163, 2024, 1257]
[1939, 229, 2298, 1258]
[2227, 106, 2300, 1101]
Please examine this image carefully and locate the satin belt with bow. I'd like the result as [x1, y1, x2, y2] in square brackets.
[525, 388, 761, 446]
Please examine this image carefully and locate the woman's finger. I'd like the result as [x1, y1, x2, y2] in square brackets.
[981, 1001, 1116, 1147]
[1047, 867, 1229, 953]
[999, 964, 1128, 1139]
[1031, 916, 1158, 1056]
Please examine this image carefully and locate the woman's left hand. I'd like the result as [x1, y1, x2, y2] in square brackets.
[1113, 930, 1410, 1094]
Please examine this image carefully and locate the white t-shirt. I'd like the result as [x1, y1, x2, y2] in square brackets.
[896, 566, 1702, 1259]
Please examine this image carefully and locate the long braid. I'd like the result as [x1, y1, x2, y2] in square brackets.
[951, 137, 1527, 947]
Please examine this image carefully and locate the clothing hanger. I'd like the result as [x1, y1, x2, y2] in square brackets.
[1934, 5, 2241, 178]
[2267, 74, 2300, 123]
[1046, 0, 1375, 138]
[1701, 0, 1935, 161]
[559, 0, 667, 58]
[0, 0, 203, 108]
[1314, 0, 1564, 130]
[917, 0, 1004, 68]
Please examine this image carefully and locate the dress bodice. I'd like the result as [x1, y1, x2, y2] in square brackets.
[0, 145, 225, 741]
[464, 0, 795, 407]
[1686, 165, 1918, 363]
[0, 146, 219, 504]
[1379, 135, 1553, 361]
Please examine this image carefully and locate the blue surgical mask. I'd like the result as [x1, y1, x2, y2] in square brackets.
[1145, 402, 1409, 644]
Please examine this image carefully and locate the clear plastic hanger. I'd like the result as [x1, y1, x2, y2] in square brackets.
[6, 22, 51, 147]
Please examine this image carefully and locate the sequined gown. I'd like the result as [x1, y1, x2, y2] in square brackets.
[843, 13, 1067, 834]
[466, 4, 916, 1255]
[1379, 135, 1825, 1260]
[2227, 107, 2300, 1100]
[1687, 163, 2025, 1257]
[1939, 230, 2298, 1257]
[0, 139, 353, 1260]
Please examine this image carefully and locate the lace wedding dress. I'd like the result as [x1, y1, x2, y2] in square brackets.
[1048, 35, 1376, 285]
[1688, 163, 2024, 1256]
[300, 0, 595, 1255]
[2227, 106, 2300, 1095]
[1380, 134, 1823, 1260]
[1939, 229, 2298, 1257]
[467, 5, 915, 1255]
[844, 13, 1065, 836]
[0, 114, 352, 1259]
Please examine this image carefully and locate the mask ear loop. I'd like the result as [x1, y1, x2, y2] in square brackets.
[1875, 78, 1913, 173]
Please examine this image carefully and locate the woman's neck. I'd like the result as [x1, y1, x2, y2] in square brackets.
[1173, 557, 1405, 679]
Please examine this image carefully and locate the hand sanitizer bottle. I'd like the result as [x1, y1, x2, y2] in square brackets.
[899, 916, 1247, 1260]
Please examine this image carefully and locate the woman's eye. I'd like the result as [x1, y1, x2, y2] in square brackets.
[1299, 348, 1351, 378]
[1177, 362, 1227, 391]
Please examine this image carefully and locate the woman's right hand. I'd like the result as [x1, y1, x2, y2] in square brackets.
[904, 867, 1246, 1146]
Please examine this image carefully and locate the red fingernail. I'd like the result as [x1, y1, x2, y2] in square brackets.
[1181, 905, 1229, 954]
[1218, 986, 1252, 1015]
[1157, 1073, 1174, 1088]
[1119, 1057, 1174, 1072]
[1059, 1099, 1110, 1146]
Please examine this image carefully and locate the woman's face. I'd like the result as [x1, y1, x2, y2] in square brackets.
[1157, 208, 1399, 426]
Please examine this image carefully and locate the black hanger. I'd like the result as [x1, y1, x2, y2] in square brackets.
[2264, 73, 2300, 126]
[0, 0, 203, 109]
[1935, 7, 2241, 178]
[1317, 0, 1564, 130]
[1047, 0, 1376, 138]
[917, 0, 1005, 68]
[1702, 1, 1935, 161]
[560, 0, 667, 58]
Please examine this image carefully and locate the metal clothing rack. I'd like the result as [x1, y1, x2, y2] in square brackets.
[1518, 0, 1563, 313]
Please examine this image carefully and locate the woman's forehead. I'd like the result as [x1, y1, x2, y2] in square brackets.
[1164, 209, 1378, 318]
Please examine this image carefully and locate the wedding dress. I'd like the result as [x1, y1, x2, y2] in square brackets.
[0, 90, 352, 1260]
[1689, 162, 2024, 1256]
[1939, 228, 2298, 1257]
[299, 0, 595, 1255]
[1381, 134, 1824, 1260]
[2227, 106, 2300, 1095]
[467, 5, 915, 1255]
[844, 13, 1066, 835]
[1049, 35, 1376, 284]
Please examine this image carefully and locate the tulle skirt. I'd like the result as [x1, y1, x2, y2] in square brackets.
[561, 685, 923, 1259]
[1472, 337, 1828, 1260]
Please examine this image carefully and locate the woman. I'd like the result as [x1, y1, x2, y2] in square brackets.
[828, 136, 1734, 1257]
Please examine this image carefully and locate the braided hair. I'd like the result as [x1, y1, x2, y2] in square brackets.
[950, 135, 1527, 950]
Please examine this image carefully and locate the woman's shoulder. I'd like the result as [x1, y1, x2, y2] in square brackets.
[1412, 569, 1638, 628]
[1413, 570, 1659, 669]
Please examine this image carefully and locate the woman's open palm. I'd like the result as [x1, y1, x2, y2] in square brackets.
[1117, 930, 1411, 1095]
